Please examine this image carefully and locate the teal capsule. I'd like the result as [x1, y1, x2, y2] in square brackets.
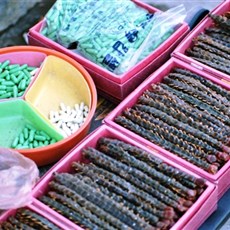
[50, 138, 56, 144]
[0, 85, 6, 90]
[33, 140, 39, 148]
[19, 79, 26, 90]
[17, 145, 29, 149]
[2, 81, 15, 86]
[5, 86, 13, 91]
[0, 92, 11, 98]
[38, 141, 45, 147]
[23, 127, 29, 139]
[17, 91, 24, 97]
[19, 133, 25, 144]
[13, 86, 18, 97]
[5, 74, 10, 81]
[34, 135, 46, 141]
[44, 140, 49, 146]
[29, 129, 36, 142]
[10, 74, 18, 84]
[27, 66, 37, 72]
[22, 69, 31, 79]
[19, 64, 28, 70]
[86, 48, 98, 56]
[80, 43, 93, 49]
[26, 123, 35, 131]
[0, 70, 9, 78]
[9, 66, 21, 75]
[39, 131, 51, 140]
[0, 60, 10, 69]
[8, 64, 20, 70]
[11, 137, 19, 148]
[29, 143, 33, 149]
[0, 90, 7, 95]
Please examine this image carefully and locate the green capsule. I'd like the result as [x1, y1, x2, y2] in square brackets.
[38, 141, 44, 147]
[0, 70, 9, 79]
[23, 127, 29, 139]
[26, 123, 35, 131]
[39, 131, 51, 140]
[5, 86, 13, 91]
[22, 69, 31, 79]
[11, 137, 19, 148]
[17, 145, 29, 149]
[19, 64, 28, 70]
[0, 92, 11, 98]
[49, 138, 56, 144]
[10, 74, 18, 84]
[34, 134, 46, 141]
[15, 72, 24, 80]
[9, 66, 21, 75]
[17, 91, 24, 97]
[86, 48, 98, 56]
[0, 85, 6, 90]
[80, 43, 93, 49]
[0, 68, 3, 74]
[13, 85, 18, 97]
[29, 143, 34, 149]
[2, 81, 15, 86]
[5, 74, 10, 81]
[19, 79, 26, 90]
[29, 129, 36, 142]
[0, 60, 10, 69]
[8, 64, 20, 70]
[44, 140, 49, 146]
[27, 66, 37, 72]
[19, 133, 25, 144]
[33, 140, 39, 148]
[0, 90, 7, 95]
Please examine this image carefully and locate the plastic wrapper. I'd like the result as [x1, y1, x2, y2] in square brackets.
[0, 148, 39, 210]
[41, 0, 186, 74]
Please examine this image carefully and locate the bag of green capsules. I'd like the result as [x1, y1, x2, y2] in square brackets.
[42, 0, 186, 75]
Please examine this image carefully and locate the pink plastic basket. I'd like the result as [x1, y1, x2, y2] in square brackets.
[28, 0, 189, 102]
[173, 0, 230, 81]
[104, 57, 230, 199]
[30, 125, 217, 230]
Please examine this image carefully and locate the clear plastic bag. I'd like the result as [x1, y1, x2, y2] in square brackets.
[0, 148, 39, 210]
[42, 1, 186, 74]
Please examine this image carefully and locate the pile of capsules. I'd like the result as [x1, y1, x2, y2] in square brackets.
[11, 124, 58, 149]
[0, 208, 60, 229]
[49, 102, 89, 137]
[187, 11, 230, 75]
[0, 60, 37, 99]
[115, 68, 230, 174]
[39, 137, 206, 230]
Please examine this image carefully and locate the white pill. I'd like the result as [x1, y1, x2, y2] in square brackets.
[80, 102, 84, 111]
[74, 104, 80, 111]
[60, 102, 66, 111]
[83, 105, 89, 112]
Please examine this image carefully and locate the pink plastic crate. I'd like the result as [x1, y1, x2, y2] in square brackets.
[0, 203, 69, 229]
[28, 0, 189, 102]
[173, 0, 230, 81]
[31, 125, 217, 230]
[104, 57, 230, 198]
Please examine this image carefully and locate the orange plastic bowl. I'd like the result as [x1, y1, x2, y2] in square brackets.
[0, 46, 97, 166]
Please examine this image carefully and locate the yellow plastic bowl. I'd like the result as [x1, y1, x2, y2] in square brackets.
[0, 46, 97, 166]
